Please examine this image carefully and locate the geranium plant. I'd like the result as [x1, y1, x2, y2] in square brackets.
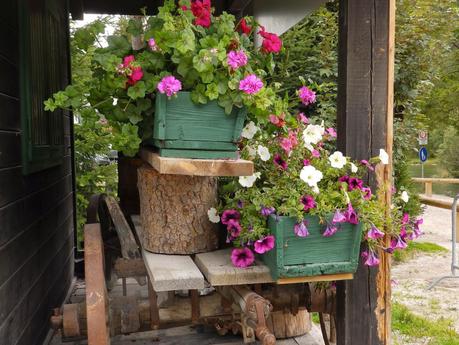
[209, 90, 423, 268]
[44, 0, 291, 156]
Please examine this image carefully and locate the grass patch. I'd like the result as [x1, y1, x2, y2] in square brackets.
[392, 241, 448, 263]
[392, 302, 459, 345]
[311, 312, 320, 324]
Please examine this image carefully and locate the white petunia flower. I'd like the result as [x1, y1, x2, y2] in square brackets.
[239, 172, 261, 188]
[246, 146, 257, 159]
[112, 97, 118, 106]
[302, 124, 325, 150]
[241, 121, 259, 139]
[300, 165, 323, 188]
[400, 191, 410, 203]
[379, 149, 389, 165]
[350, 162, 358, 173]
[328, 151, 347, 169]
[257, 145, 271, 161]
[312, 185, 320, 194]
[207, 208, 220, 223]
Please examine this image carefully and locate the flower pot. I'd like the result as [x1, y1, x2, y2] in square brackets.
[153, 91, 247, 159]
[262, 215, 362, 280]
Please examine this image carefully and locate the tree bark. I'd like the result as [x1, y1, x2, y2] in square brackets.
[137, 165, 219, 254]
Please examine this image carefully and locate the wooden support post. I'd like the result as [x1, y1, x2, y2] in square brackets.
[336, 0, 394, 344]
[147, 277, 160, 330]
[190, 290, 201, 324]
[425, 182, 433, 197]
[456, 212, 459, 244]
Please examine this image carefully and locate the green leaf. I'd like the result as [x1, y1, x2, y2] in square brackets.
[126, 19, 143, 36]
[205, 83, 219, 100]
[106, 35, 131, 56]
[127, 81, 146, 100]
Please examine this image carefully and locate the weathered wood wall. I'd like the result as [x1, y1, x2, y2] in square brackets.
[0, 2, 74, 345]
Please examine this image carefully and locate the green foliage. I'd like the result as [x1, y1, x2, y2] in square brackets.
[392, 302, 459, 345]
[392, 241, 447, 263]
[273, 2, 338, 127]
[437, 126, 459, 177]
[46, 2, 292, 156]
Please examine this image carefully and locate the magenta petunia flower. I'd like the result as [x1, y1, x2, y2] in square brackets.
[323, 224, 338, 237]
[260, 206, 275, 217]
[348, 177, 364, 191]
[294, 220, 309, 237]
[221, 209, 241, 225]
[345, 203, 359, 224]
[367, 225, 385, 239]
[360, 159, 375, 171]
[402, 213, 410, 225]
[227, 50, 248, 70]
[157, 76, 182, 97]
[362, 187, 372, 200]
[231, 247, 255, 268]
[332, 209, 347, 224]
[364, 251, 380, 266]
[300, 195, 316, 211]
[298, 86, 316, 106]
[303, 159, 311, 166]
[254, 235, 275, 254]
[227, 219, 242, 238]
[239, 74, 263, 95]
[273, 154, 288, 170]
[338, 175, 350, 184]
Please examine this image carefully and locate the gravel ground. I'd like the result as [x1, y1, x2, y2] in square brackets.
[391, 201, 459, 343]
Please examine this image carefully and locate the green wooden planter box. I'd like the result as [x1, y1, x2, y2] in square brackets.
[153, 92, 247, 159]
[262, 215, 362, 280]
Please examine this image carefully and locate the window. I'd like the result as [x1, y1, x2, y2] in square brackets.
[19, 0, 68, 174]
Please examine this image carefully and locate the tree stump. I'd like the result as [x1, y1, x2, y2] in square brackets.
[266, 308, 311, 339]
[137, 165, 219, 254]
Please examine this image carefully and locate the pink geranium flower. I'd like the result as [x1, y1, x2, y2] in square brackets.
[231, 247, 255, 268]
[227, 50, 248, 70]
[298, 86, 316, 106]
[238, 18, 252, 35]
[269, 113, 286, 128]
[254, 235, 275, 254]
[148, 38, 159, 51]
[191, 0, 211, 28]
[258, 28, 282, 53]
[120, 55, 143, 86]
[157, 76, 182, 97]
[297, 112, 309, 124]
[326, 127, 337, 138]
[239, 74, 263, 94]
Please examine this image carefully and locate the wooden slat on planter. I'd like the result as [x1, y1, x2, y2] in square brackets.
[140, 148, 254, 176]
[131, 215, 205, 292]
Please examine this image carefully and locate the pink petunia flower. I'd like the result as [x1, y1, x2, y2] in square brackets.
[297, 112, 309, 124]
[227, 219, 242, 238]
[231, 247, 255, 268]
[362, 187, 372, 200]
[326, 127, 337, 138]
[311, 149, 320, 158]
[227, 50, 248, 70]
[157, 76, 182, 97]
[364, 251, 380, 266]
[367, 225, 385, 239]
[148, 38, 159, 51]
[239, 74, 263, 94]
[254, 235, 275, 254]
[344, 203, 359, 224]
[332, 209, 347, 224]
[273, 153, 288, 170]
[294, 220, 309, 237]
[323, 224, 338, 237]
[298, 86, 316, 106]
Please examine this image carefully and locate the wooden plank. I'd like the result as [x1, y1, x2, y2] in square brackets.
[194, 248, 275, 286]
[419, 195, 459, 210]
[0, 130, 21, 168]
[140, 148, 253, 176]
[84, 224, 110, 345]
[132, 216, 205, 292]
[0, 19, 18, 65]
[114, 258, 147, 278]
[277, 273, 353, 285]
[0, 55, 18, 98]
[142, 251, 205, 292]
[0, 94, 20, 131]
[412, 177, 459, 184]
[105, 195, 141, 259]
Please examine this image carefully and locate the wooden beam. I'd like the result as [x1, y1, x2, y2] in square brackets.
[140, 148, 254, 176]
[336, 0, 394, 344]
[412, 177, 459, 184]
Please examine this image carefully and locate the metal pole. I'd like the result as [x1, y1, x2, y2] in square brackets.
[421, 162, 424, 179]
[428, 193, 459, 289]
